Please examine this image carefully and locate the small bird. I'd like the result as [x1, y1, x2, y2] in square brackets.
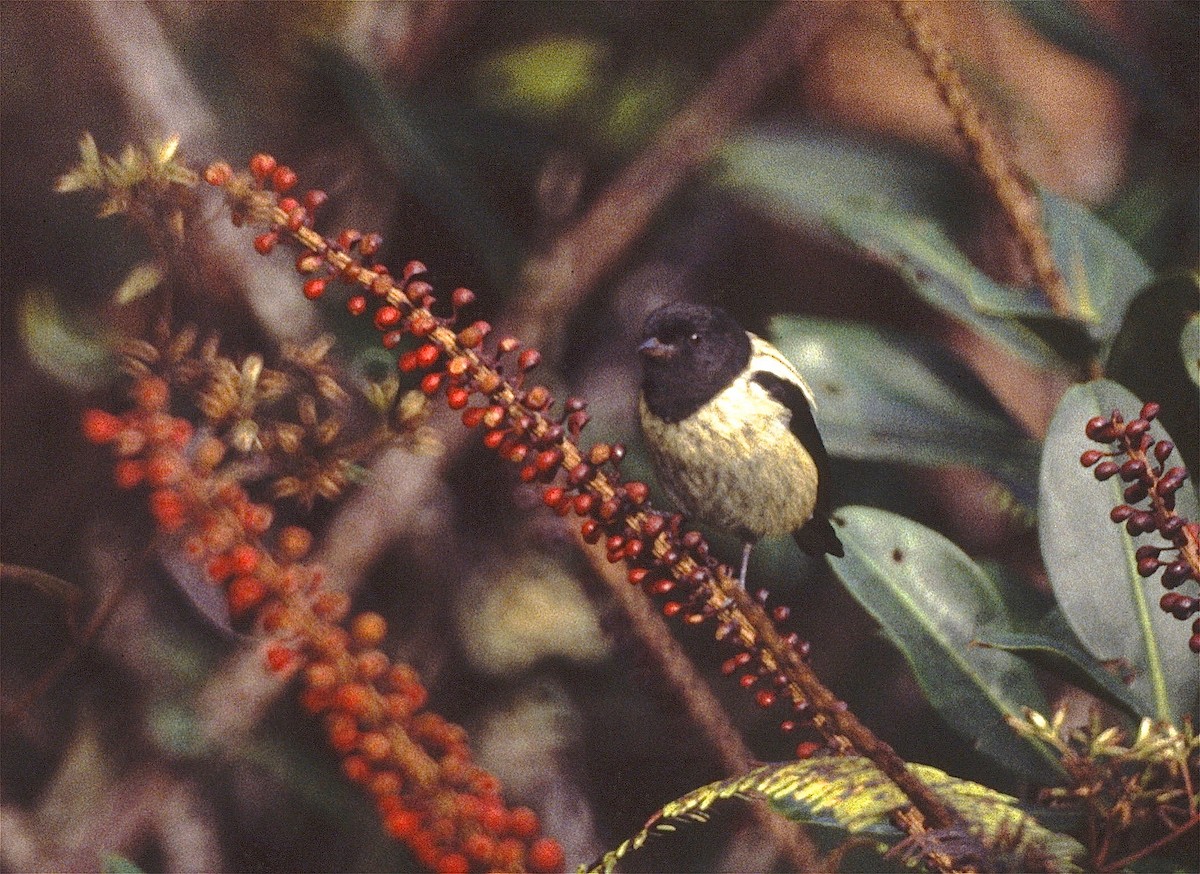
[637, 302, 843, 588]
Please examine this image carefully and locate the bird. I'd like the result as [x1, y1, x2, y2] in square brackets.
[637, 302, 843, 589]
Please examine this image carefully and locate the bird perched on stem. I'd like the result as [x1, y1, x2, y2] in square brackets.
[637, 302, 843, 588]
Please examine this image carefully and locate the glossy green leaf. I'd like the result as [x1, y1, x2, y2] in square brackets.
[1105, 273, 1200, 475]
[976, 608, 1148, 719]
[829, 506, 1062, 779]
[1038, 380, 1198, 723]
[19, 286, 116, 391]
[1183, 312, 1200, 388]
[768, 316, 1039, 502]
[719, 130, 1152, 368]
[321, 49, 523, 287]
[101, 855, 145, 874]
[475, 37, 605, 114]
[586, 757, 1083, 873]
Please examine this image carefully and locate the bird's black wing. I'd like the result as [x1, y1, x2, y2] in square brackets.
[751, 371, 844, 557]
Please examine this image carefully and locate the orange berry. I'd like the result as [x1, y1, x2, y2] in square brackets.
[528, 837, 565, 873]
[276, 525, 312, 561]
[506, 806, 540, 840]
[228, 543, 261, 575]
[384, 808, 421, 839]
[314, 591, 350, 623]
[334, 682, 374, 718]
[133, 377, 170, 412]
[342, 754, 371, 784]
[359, 731, 391, 761]
[82, 408, 122, 443]
[113, 459, 145, 490]
[203, 161, 233, 186]
[264, 644, 296, 673]
[435, 852, 469, 874]
[145, 450, 184, 487]
[149, 488, 186, 531]
[253, 232, 279, 255]
[227, 575, 267, 616]
[326, 713, 359, 752]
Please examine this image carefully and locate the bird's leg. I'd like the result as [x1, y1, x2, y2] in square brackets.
[738, 540, 754, 590]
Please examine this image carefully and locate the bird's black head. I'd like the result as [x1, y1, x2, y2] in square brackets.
[638, 302, 751, 423]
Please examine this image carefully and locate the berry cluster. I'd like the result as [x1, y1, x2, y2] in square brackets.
[82, 373, 563, 873]
[206, 153, 833, 753]
[1080, 402, 1200, 652]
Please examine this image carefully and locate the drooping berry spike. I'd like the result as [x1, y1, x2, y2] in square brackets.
[1081, 403, 1200, 651]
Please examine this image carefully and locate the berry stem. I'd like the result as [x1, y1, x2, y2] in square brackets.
[228, 179, 965, 837]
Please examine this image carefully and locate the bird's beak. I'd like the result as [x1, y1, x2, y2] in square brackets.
[638, 337, 674, 359]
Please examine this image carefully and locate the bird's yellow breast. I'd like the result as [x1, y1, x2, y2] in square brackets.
[639, 367, 819, 540]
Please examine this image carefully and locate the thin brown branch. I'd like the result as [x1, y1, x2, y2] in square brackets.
[576, 530, 820, 873]
[889, 0, 1075, 323]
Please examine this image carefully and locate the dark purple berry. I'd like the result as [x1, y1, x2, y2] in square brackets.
[1080, 449, 1105, 467]
[1123, 482, 1149, 503]
[1137, 556, 1161, 577]
[1110, 505, 1136, 523]
[1094, 461, 1119, 481]
[1189, 634, 1200, 654]
[1125, 418, 1150, 441]
[1135, 544, 1163, 560]
[1154, 440, 1174, 463]
[1162, 561, 1190, 588]
[1157, 468, 1188, 496]
[1126, 511, 1156, 535]
[1140, 402, 1161, 421]
[1119, 458, 1148, 482]
[1086, 416, 1115, 442]
[1160, 516, 1185, 538]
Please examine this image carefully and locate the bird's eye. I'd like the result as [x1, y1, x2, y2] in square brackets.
[688, 332, 700, 344]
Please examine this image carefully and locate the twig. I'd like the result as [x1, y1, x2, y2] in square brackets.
[576, 529, 820, 873]
[889, 0, 1075, 323]
[1098, 811, 1199, 873]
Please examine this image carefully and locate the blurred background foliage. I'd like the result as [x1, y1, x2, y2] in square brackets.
[1, 2, 1196, 872]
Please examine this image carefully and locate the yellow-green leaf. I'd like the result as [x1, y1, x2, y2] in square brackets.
[587, 757, 1083, 873]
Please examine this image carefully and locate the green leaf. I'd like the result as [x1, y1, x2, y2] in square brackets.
[1041, 191, 1152, 342]
[976, 607, 1148, 719]
[113, 261, 164, 305]
[585, 757, 1083, 873]
[101, 855, 145, 874]
[767, 316, 1039, 503]
[1183, 312, 1200, 388]
[475, 37, 606, 114]
[319, 48, 524, 288]
[828, 507, 1063, 780]
[1038, 380, 1199, 723]
[719, 130, 1152, 369]
[18, 286, 116, 391]
[1105, 273, 1200, 476]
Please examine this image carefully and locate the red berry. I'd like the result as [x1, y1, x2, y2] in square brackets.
[203, 161, 232, 186]
[303, 278, 326, 300]
[347, 295, 367, 316]
[1079, 449, 1104, 467]
[451, 287, 475, 309]
[248, 153, 277, 180]
[542, 486, 565, 508]
[303, 189, 328, 211]
[518, 348, 542, 371]
[401, 260, 427, 281]
[421, 373, 443, 395]
[795, 741, 822, 759]
[415, 344, 441, 368]
[253, 232, 279, 255]
[373, 305, 402, 330]
[272, 165, 298, 192]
